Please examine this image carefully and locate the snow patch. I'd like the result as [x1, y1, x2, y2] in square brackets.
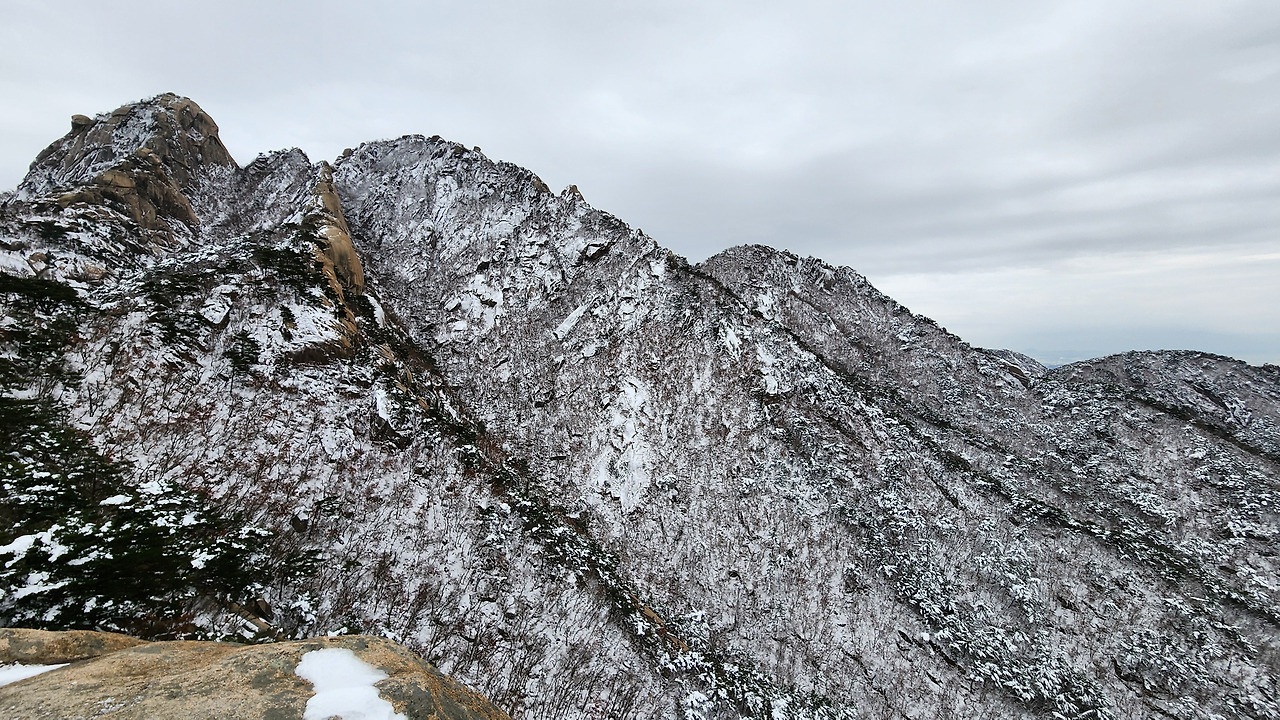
[458, 274, 504, 335]
[318, 425, 356, 461]
[0, 663, 67, 687]
[554, 303, 590, 340]
[0, 251, 34, 277]
[0, 534, 37, 562]
[199, 285, 236, 325]
[373, 385, 395, 422]
[592, 378, 652, 513]
[294, 648, 406, 720]
[757, 344, 779, 395]
[366, 294, 388, 327]
[722, 325, 741, 353]
[754, 291, 777, 320]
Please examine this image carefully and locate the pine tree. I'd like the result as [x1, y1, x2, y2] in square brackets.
[0, 272, 273, 637]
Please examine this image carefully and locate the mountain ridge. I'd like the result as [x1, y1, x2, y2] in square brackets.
[0, 94, 1276, 720]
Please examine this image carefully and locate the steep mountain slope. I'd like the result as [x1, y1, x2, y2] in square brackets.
[1, 95, 1276, 720]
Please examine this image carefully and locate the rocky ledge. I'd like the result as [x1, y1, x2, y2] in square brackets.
[0, 628, 509, 720]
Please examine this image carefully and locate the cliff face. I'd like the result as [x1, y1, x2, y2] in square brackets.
[0, 95, 1276, 720]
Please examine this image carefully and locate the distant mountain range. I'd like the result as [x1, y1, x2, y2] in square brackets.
[1, 94, 1276, 720]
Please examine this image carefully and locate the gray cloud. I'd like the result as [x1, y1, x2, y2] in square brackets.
[2, 0, 1277, 363]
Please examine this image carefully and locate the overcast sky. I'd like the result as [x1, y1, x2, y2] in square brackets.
[3, 0, 1278, 365]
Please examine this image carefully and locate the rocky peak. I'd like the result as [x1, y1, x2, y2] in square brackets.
[21, 93, 235, 196]
[13, 94, 236, 238]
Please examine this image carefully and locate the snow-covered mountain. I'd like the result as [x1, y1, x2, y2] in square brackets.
[1, 94, 1276, 720]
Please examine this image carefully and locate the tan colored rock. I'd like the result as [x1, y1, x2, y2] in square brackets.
[0, 633, 509, 720]
[41, 116, 202, 235]
[64, 154, 200, 232]
[55, 190, 91, 209]
[133, 147, 161, 165]
[96, 169, 136, 189]
[134, 93, 237, 189]
[0, 628, 145, 664]
[312, 162, 366, 296]
[24, 94, 237, 233]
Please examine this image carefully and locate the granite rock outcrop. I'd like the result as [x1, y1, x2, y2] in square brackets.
[0, 629, 508, 720]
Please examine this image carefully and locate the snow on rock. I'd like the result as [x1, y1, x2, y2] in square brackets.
[295, 648, 406, 720]
[0, 631, 508, 719]
[554, 303, 590, 340]
[590, 377, 654, 513]
[0, 663, 67, 687]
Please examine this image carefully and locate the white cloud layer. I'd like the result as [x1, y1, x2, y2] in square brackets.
[2, 0, 1277, 363]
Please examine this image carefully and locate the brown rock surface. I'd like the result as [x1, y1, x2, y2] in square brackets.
[312, 161, 366, 295]
[20, 94, 236, 236]
[25, 94, 236, 193]
[0, 628, 145, 664]
[52, 153, 200, 232]
[0, 633, 510, 720]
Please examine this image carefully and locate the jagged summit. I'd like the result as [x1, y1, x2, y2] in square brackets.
[0, 96, 1277, 720]
[10, 94, 236, 241]
[21, 93, 235, 196]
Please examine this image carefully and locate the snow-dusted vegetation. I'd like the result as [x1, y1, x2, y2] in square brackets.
[0, 94, 1276, 719]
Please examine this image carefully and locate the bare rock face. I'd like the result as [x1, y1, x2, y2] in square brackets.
[48, 147, 200, 233]
[16, 94, 237, 237]
[0, 632, 509, 720]
[0, 628, 145, 664]
[23, 93, 234, 195]
[311, 161, 366, 296]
